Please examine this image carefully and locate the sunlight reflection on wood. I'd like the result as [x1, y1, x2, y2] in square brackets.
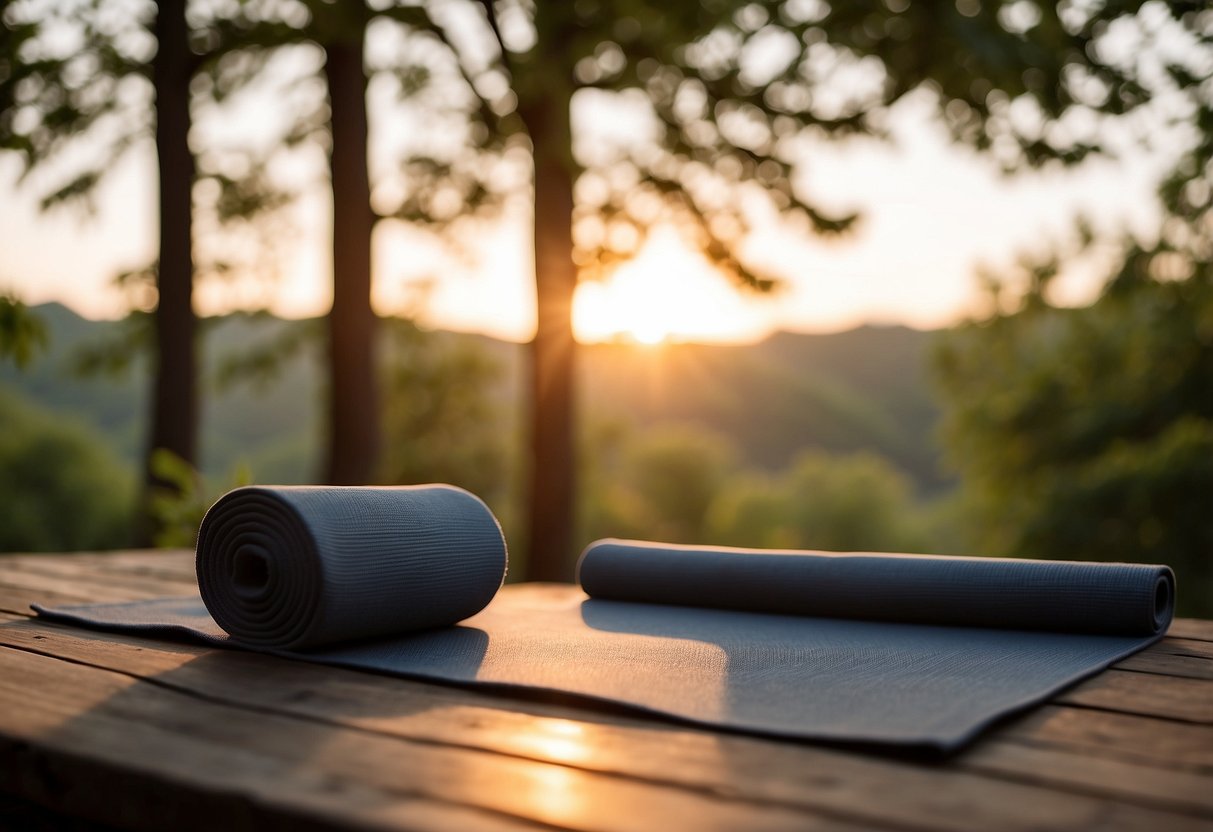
[512, 718, 593, 764]
[521, 763, 587, 826]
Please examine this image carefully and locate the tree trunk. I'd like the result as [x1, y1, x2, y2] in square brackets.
[142, 0, 197, 544]
[520, 88, 578, 581]
[323, 36, 379, 485]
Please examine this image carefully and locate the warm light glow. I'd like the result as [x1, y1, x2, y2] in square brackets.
[1, 94, 1169, 336]
[523, 764, 588, 825]
[573, 231, 772, 344]
[512, 718, 593, 764]
[631, 321, 668, 346]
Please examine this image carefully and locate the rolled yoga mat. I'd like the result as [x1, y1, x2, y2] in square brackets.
[578, 539, 1174, 637]
[33, 492, 1176, 752]
[194, 486, 508, 649]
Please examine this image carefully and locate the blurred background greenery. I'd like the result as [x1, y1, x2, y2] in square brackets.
[1, 1, 1209, 614]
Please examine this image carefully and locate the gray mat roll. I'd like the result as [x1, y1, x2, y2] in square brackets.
[196, 485, 507, 649]
[578, 539, 1174, 636]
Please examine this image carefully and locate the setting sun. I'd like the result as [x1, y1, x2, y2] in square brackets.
[631, 322, 668, 346]
[572, 232, 771, 345]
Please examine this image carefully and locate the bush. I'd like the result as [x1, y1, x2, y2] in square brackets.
[708, 450, 930, 553]
[581, 420, 935, 555]
[0, 391, 135, 551]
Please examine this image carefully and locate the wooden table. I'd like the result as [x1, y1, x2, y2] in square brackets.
[1, 551, 1210, 831]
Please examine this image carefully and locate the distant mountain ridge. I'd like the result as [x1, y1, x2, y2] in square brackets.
[581, 325, 945, 492]
[0, 304, 948, 492]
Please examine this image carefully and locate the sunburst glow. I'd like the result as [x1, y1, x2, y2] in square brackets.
[572, 232, 771, 344]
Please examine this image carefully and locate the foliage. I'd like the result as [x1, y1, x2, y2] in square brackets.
[0, 0, 292, 278]
[582, 421, 937, 553]
[707, 449, 932, 553]
[0, 391, 134, 552]
[146, 448, 252, 549]
[264, 0, 1196, 282]
[378, 319, 513, 509]
[932, 0, 1213, 615]
[6, 0, 1183, 283]
[0, 0, 152, 210]
[584, 424, 737, 543]
[934, 259, 1213, 615]
[0, 292, 47, 368]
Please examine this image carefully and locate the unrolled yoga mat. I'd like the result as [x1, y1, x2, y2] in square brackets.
[33, 486, 1176, 752]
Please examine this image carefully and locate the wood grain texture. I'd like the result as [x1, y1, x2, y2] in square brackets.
[1169, 619, 1213, 642]
[1, 550, 1210, 832]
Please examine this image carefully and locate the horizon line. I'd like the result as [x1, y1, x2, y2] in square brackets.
[26, 298, 947, 347]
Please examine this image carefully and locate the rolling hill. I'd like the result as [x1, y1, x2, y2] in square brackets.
[0, 304, 950, 493]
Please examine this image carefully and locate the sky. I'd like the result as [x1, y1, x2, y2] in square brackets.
[0, 28, 1185, 345]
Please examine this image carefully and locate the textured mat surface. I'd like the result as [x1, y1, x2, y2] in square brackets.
[578, 540, 1174, 636]
[192, 485, 507, 649]
[33, 492, 1175, 752]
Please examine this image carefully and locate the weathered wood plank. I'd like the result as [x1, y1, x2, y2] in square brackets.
[0, 582, 98, 616]
[0, 551, 196, 601]
[0, 654, 554, 832]
[4, 550, 197, 580]
[0, 559, 185, 616]
[1107, 637, 1213, 680]
[88, 550, 196, 579]
[1115, 651, 1213, 681]
[1, 737, 544, 832]
[0, 791, 137, 832]
[963, 739, 1213, 815]
[2, 619, 1209, 828]
[1, 557, 198, 596]
[1169, 619, 1213, 642]
[0, 567, 196, 605]
[1060, 670, 1213, 723]
[1002, 705, 1213, 772]
[0, 549, 188, 566]
[0, 552, 201, 617]
[0, 646, 870, 832]
[0, 551, 166, 573]
[1150, 638, 1213, 660]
